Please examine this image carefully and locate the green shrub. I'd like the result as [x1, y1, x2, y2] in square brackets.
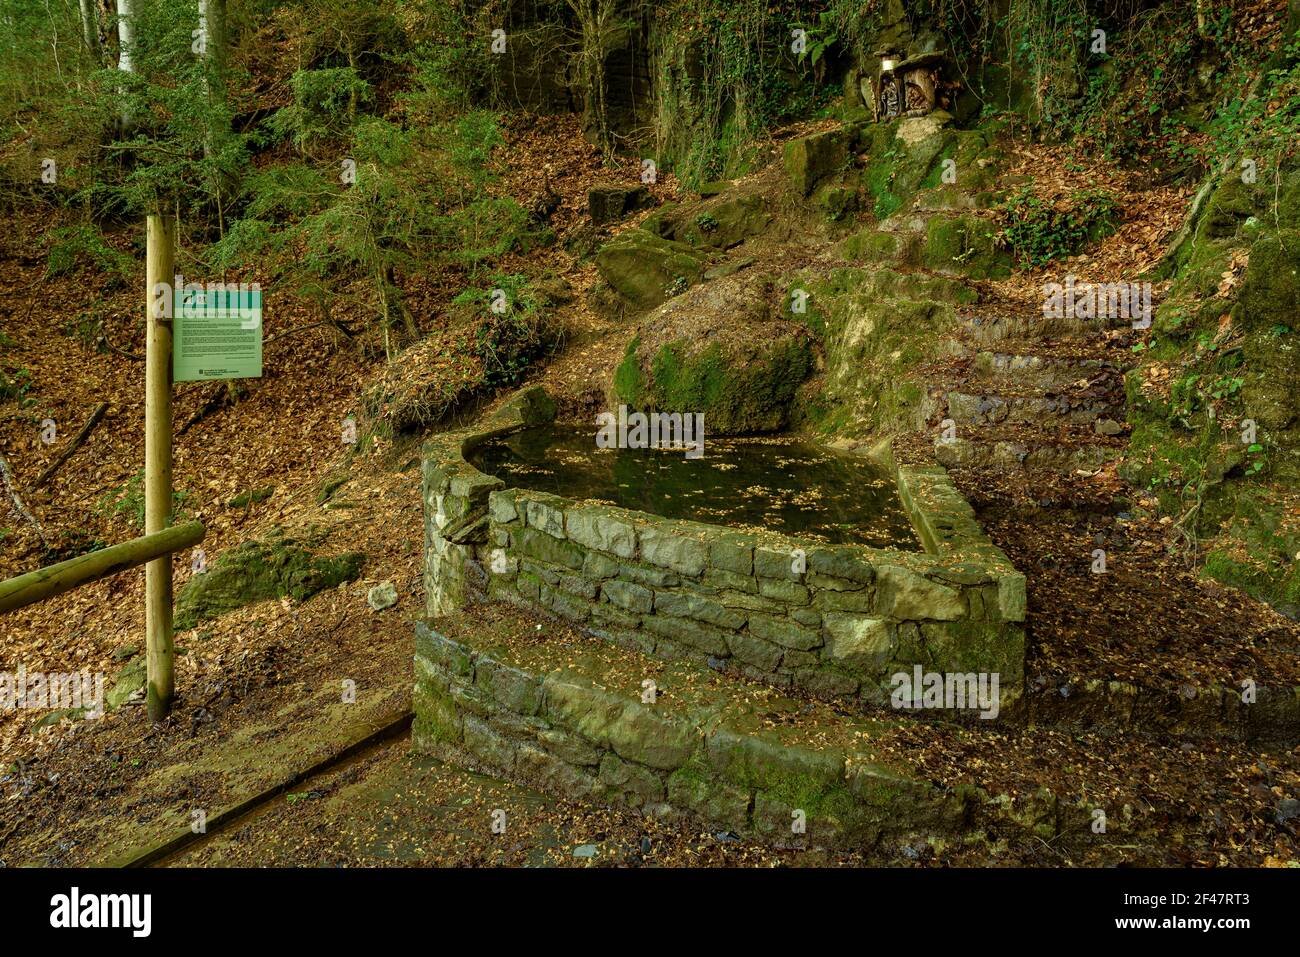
[45, 226, 133, 283]
[269, 68, 373, 152]
[997, 185, 1119, 267]
[455, 275, 554, 389]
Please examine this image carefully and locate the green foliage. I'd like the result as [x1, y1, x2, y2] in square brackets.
[210, 101, 538, 351]
[455, 275, 554, 389]
[652, 0, 838, 187]
[794, 11, 838, 67]
[269, 68, 373, 152]
[0, 368, 34, 404]
[1203, 30, 1300, 171]
[76, 0, 251, 216]
[44, 226, 134, 283]
[0, 0, 84, 137]
[393, 0, 494, 118]
[997, 185, 1118, 266]
[95, 470, 190, 530]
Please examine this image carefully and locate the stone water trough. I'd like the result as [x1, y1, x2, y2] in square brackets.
[411, 386, 1032, 846]
[418, 387, 1026, 710]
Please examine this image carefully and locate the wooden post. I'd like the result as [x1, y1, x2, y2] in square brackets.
[145, 213, 175, 722]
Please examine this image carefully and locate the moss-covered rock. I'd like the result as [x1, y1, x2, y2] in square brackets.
[922, 214, 1013, 279]
[783, 127, 849, 197]
[228, 485, 275, 508]
[1277, 167, 1300, 229]
[610, 273, 814, 434]
[1204, 176, 1263, 238]
[613, 336, 812, 435]
[792, 266, 968, 437]
[842, 228, 899, 262]
[819, 187, 859, 222]
[1198, 468, 1300, 611]
[105, 657, 146, 710]
[587, 185, 651, 225]
[1126, 213, 1300, 616]
[174, 531, 364, 629]
[644, 193, 771, 250]
[594, 229, 706, 310]
[1234, 230, 1300, 330]
[858, 115, 953, 219]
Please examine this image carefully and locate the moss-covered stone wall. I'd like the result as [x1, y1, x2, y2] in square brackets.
[422, 388, 1026, 708]
[412, 610, 974, 849]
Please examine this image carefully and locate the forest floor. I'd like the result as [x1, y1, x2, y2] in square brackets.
[1, 113, 1298, 868]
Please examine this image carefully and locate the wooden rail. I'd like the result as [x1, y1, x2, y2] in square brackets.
[0, 522, 205, 615]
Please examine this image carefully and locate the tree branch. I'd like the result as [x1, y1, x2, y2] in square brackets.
[33, 401, 108, 489]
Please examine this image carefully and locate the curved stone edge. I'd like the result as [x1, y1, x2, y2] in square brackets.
[413, 617, 973, 850]
[421, 387, 556, 616]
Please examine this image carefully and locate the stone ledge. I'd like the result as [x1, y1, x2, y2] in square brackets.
[413, 607, 972, 849]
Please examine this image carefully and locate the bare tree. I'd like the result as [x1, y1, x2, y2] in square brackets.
[566, 0, 621, 163]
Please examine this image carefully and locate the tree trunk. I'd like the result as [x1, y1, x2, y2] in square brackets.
[78, 0, 102, 63]
[115, 0, 136, 132]
[201, 0, 234, 201]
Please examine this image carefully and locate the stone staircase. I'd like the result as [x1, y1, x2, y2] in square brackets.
[935, 307, 1136, 476]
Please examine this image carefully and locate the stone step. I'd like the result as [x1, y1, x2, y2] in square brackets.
[945, 390, 1123, 430]
[412, 603, 1093, 851]
[968, 350, 1130, 391]
[934, 428, 1124, 473]
[1021, 672, 1300, 746]
[947, 465, 1127, 511]
[958, 312, 1140, 344]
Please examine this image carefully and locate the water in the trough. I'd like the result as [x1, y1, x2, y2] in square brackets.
[469, 425, 921, 549]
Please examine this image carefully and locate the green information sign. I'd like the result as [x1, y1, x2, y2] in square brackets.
[173, 285, 262, 382]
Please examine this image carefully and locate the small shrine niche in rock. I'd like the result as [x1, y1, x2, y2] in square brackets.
[869, 50, 947, 122]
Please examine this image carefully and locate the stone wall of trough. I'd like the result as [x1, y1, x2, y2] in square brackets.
[423, 388, 1027, 707]
[413, 619, 971, 849]
[482, 486, 1024, 705]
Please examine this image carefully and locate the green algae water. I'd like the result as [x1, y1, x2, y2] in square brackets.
[469, 425, 920, 549]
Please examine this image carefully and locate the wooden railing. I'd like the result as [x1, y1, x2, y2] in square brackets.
[0, 522, 204, 614]
[0, 522, 205, 718]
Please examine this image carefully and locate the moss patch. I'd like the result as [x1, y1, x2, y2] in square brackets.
[175, 531, 365, 630]
[614, 336, 813, 435]
[922, 214, 1013, 279]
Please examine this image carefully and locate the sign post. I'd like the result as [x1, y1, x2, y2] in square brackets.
[145, 213, 176, 722]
